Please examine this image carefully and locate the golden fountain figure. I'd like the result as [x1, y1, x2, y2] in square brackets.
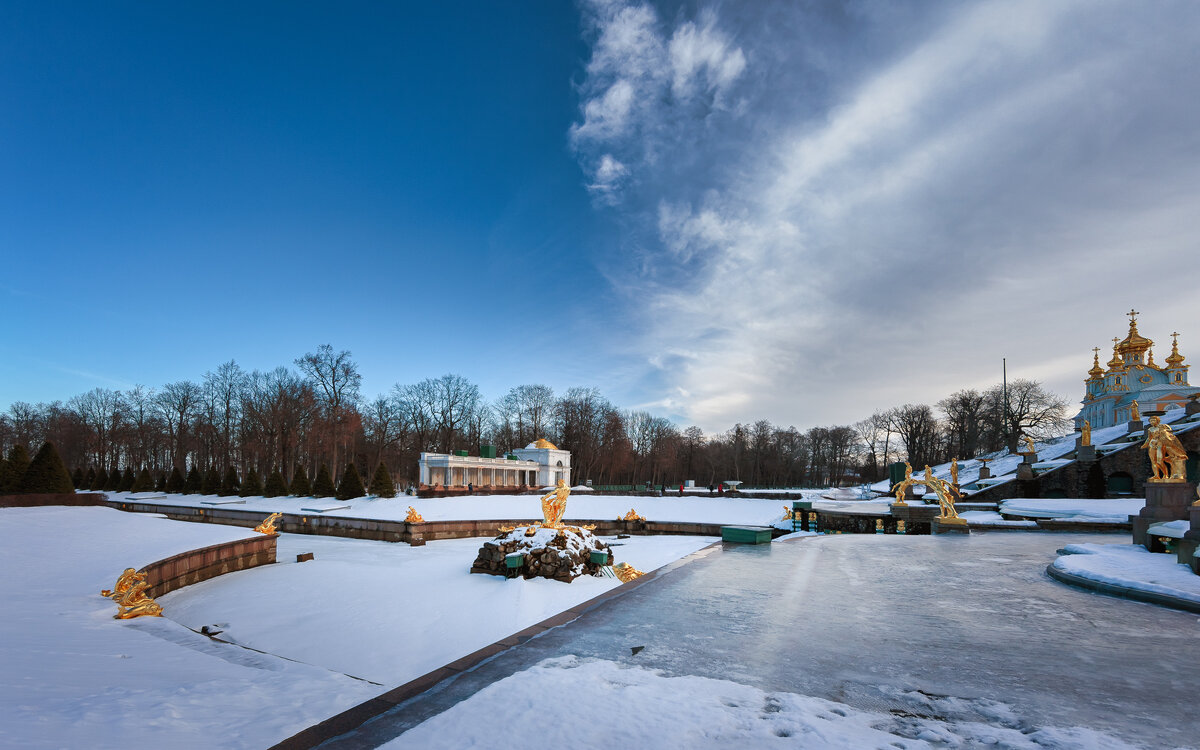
[540, 479, 570, 528]
[1022, 435, 1036, 455]
[622, 508, 646, 522]
[1131, 400, 1141, 422]
[1141, 416, 1188, 483]
[614, 562, 644, 583]
[104, 569, 163, 619]
[890, 461, 916, 506]
[1081, 420, 1091, 447]
[924, 465, 966, 525]
[405, 506, 425, 523]
[949, 458, 959, 489]
[253, 512, 282, 534]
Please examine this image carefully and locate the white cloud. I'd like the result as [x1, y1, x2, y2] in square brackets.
[573, 0, 1200, 432]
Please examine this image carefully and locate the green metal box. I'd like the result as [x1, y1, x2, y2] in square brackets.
[480, 445, 497, 458]
[721, 525, 773, 544]
[454, 450, 469, 457]
[505, 552, 526, 569]
[589, 550, 610, 565]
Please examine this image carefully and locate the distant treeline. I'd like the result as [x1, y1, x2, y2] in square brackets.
[0, 346, 1070, 489]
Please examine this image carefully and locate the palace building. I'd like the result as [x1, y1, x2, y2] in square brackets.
[418, 438, 571, 490]
[1075, 310, 1200, 430]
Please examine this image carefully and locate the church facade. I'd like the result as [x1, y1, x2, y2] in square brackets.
[1075, 311, 1199, 430]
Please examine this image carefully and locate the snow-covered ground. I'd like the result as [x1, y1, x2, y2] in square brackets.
[1052, 543, 1200, 605]
[108, 490, 799, 526]
[381, 655, 1137, 750]
[999, 498, 1143, 521]
[0, 506, 713, 748]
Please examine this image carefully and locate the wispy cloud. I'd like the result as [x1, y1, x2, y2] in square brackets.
[574, 0, 1200, 431]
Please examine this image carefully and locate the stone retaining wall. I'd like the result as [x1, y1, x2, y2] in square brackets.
[0, 492, 107, 507]
[141, 534, 277, 599]
[105, 499, 724, 545]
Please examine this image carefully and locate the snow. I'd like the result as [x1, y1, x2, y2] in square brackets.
[108, 490, 794, 526]
[1053, 543, 1200, 604]
[957, 510, 1038, 528]
[381, 655, 1138, 750]
[999, 498, 1143, 521]
[0, 505, 713, 748]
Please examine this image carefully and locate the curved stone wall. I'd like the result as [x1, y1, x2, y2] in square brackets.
[140, 534, 277, 599]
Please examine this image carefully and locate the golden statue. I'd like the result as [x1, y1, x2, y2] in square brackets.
[111, 570, 163, 619]
[101, 568, 139, 599]
[1022, 436, 1036, 455]
[405, 506, 424, 523]
[622, 508, 646, 522]
[782, 506, 794, 522]
[1131, 400, 1141, 421]
[253, 512, 282, 534]
[1081, 420, 1091, 447]
[890, 461, 915, 506]
[614, 562, 644, 583]
[950, 458, 959, 488]
[923, 465, 965, 525]
[1141, 416, 1188, 483]
[540, 479, 570, 528]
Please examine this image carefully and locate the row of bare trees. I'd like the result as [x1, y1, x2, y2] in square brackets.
[0, 346, 1070, 488]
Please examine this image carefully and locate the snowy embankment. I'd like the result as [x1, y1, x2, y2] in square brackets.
[109, 490, 795, 526]
[0, 506, 714, 748]
[999, 498, 1143, 522]
[381, 655, 1137, 750]
[1052, 543, 1200, 605]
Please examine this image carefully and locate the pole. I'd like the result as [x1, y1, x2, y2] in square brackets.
[1003, 358, 1009, 447]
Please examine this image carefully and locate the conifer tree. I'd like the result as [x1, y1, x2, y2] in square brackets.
[311, 464, 335, 498]
[91, 467, 109, 491]
[202, 467, 222, 495]
[289, 465, 312, 496]
[2, 445, 31, 493]
[336, 462, 365, 501]
[84, 466, 96, 490]
[369, 462, 396, 498]
[119, 467, 136, 492]
[218, 466, 240, 496]
[19, 442, 75, 494]
[263, 467, 288, 497]
[184, 466, 202, 494]
[72, 466, 85, 489]
[157, 472, 168, 491]
[104, 466, 123, 491]
[131, 467, 156, 493]
[0, 458, 13, 496]
[240, 467, 263, 497]
[167, 466, 186, 493]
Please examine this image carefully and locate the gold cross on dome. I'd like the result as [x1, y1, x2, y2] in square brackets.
[1172, 331, 1180, 344]
[1093, 347, 1100, 356]
[1127, 308, 1140, 322]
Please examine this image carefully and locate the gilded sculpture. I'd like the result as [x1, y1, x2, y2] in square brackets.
[614, 562, 645, 583]
[253, 512, 282, 534]
[1131, 400, 1141, 422]
[104, 569, 163, 619]
[1141, 416, 1188, 483]
[405, 506, 425, 523]
[923, 465, 965, 525]
[1022, 435, 1036, 455]
[890, 461, 915, 506]
[540, 479, 570, 528]
[1081, 420, 1091, 447]
[949, 458, 959, 488]
[622, 508, 646, 522]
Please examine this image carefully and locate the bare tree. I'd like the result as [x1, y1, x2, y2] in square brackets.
[938, 389, 986, 459]
[295, 345, 362, 477]
[888, 404, 942, 468]
[985, 379, 1071, 451]
[155, 381, 200, 471]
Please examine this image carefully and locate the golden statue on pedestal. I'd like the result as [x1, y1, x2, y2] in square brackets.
[950, 458, 959, 488]
[1081, 420, 1091, 447]
[890, 461, 915, 506]
[103, 569, 163, 619]
[405, 506, 425, 523]
[1141, 416, 1188, 483]
[540, 479, 570, 528]
[614, 562, 644, 583]
[924, 465, 966, 525]
[1022, 436, 1036, 455]
[253, 512, 282, 534]
[622, 508, 646, 522]
[1131, 400, 1141, 422]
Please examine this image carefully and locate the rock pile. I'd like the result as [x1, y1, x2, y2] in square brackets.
[470, 525, 614, 582]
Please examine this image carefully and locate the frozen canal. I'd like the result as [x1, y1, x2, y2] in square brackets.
[320, 532, 1199, 749]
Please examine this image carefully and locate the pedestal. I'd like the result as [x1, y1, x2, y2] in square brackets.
[932, 517, 970, 535]
[1022, 453, 1037, 464]
[1017, 463, 1034, 481]
[1076, 445, 1096, 462]
[1132, 481, 1195, 549]
[1127, 420, 1143, 435]
[1186, 503, 1200, 542]
[978, 466, 991, 479]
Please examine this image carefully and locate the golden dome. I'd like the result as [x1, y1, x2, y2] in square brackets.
[1116, 310, 1153, 358]
[1106, 338, 1124, 370]
[1165, 332, 1187, 368]
[532, 438, 558, 450]
[1087, 348, 1105, 380]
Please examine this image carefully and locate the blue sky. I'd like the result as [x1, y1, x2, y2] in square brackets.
[5, 1, 1200, 432]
